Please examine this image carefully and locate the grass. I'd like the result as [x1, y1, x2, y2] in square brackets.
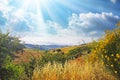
[13, 49, 43, 64]
[60, 45, 79, 53]
[32, 59, 116, 80]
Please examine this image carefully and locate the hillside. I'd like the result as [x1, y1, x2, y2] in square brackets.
[14, 49, 43, 64]
[1, 28, 120, 80]
[24, 44, 68, 50]
[13, 44, 84, 63]
[14, 44, 90, 64]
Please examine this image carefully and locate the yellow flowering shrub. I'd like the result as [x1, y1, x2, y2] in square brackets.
[90, 28, 120, 78]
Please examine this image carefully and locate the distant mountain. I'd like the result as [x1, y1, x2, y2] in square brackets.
[24, 44, 68, 50]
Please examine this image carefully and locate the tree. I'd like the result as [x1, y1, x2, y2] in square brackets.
[0, 31, 25, 79]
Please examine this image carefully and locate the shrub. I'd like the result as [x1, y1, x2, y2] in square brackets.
[38, 52, 69, 67]
[0, 31, 25, 80]
[0, 32, 24, 56]
[0, 56, 24, 80]
[90, 28, 120, 78]
[68, 45, 91, 59]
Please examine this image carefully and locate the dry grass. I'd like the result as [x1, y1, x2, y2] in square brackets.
[32, 60, 117, 80]
[13, 49, 43, 64]
[60, 46, 79, 53]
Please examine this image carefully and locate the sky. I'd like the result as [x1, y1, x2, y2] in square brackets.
[0, 0, 120, 45]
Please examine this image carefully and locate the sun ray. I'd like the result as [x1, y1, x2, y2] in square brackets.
[16, 0, 48, 32]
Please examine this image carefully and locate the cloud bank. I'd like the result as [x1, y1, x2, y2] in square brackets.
[21, 12, 119, 45]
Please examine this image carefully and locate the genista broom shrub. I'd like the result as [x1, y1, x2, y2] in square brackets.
[90, 28, 120, 78]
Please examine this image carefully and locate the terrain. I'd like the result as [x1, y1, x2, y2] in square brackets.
[1, 27, 120, 80]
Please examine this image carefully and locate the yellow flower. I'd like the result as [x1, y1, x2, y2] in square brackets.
[107, 57, 110, 61]
[114, 71, 117, 74]
[105, 55, 107, 58]
[111, 54, 114, 57]
[116, 54, 120, 58]
[101, 62, 104, 65]
[104, 50, 107, 53]
[111, 64, 114, 67]
[105, 39, 109, 44]
[114, 58, 117, 61]
[101, 55, 104, 58]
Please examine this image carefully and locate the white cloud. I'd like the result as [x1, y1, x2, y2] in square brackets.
[20, 33, 93, 45]
[110, 0, 117, 3]
[68, 12, 119, 36]
[20, 12, 119, 45]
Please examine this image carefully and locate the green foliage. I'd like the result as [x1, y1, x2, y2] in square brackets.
[22, 57, 37, 80]
[0, 31, 25, 80]
[0, 31, 24, 57]
[68, 45, 91, 59]
[40, 53, 67, 64]
[0, 56, 24, 80]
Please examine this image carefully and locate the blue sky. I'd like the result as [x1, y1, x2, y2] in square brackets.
[0, 0, 120, 45]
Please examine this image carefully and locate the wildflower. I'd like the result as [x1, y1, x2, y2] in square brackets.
[105, 39, 109, 44]
[101, 55, 104, 58]
[111, 54, 114, 57]
[111, 64, 114, 67]
[104, 50, 107, 53]
[105, 55, 107, 58]
[107, 57, 110, 61]
[116, 54, 120, 58]
[100, 45, 104, 49]
[114, 71, 117, 74]
[114, 58, 117, 61]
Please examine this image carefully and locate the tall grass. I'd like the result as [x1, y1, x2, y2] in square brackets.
[32, 60, 116, 80]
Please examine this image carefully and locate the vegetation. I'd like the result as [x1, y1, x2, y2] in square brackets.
[90, 28, 120, 78]
[1, 25, 120, 80]
[67, 45, 91, 59]
[33, 61, 116, 80]
[0, 56, 24, 80]
[0, 31, 25, 80]
[32, 27, 120, 80]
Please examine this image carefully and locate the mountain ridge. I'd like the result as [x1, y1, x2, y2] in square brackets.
[24, 44, 68, 50]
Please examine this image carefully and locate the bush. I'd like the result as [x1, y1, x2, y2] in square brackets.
[37, 52, 69, 67]
[0, 31, 25, 80]
[22, 57, 37, 80]
[68, 45, 91, 59]
[0, 56, 24, 80]
[90, 28, 120, 78]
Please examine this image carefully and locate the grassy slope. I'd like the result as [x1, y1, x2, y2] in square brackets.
[13, 44, 117, 80]
[33, 59, 116, 80]
[60, 45, 79, 53]
[13, 49, 43, 64]
[32, 44, 117, 80]
[13, 44, 89, 64]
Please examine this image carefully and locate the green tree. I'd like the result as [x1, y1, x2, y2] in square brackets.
[0, 31, 25, 80]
